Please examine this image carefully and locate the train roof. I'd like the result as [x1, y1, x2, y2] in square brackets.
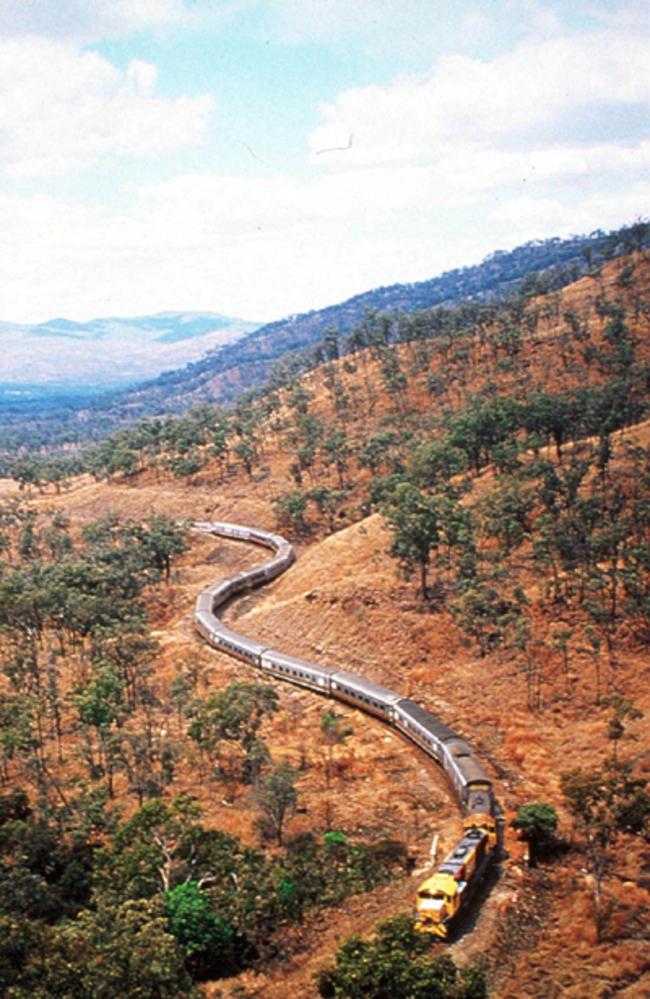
[247, 527, 283, 545]
[209, 621, 266, 655]
[331, 670, 402, 705]
[210, 522, 253, 538]
[396, 699, 457, 742]
[445, 738, 490, 783]
[262, 648, 336, 675]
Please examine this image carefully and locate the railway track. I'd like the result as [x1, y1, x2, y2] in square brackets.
[193, 520, 501, 938]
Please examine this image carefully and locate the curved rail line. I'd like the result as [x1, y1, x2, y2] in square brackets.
[193, 520, 501, 938]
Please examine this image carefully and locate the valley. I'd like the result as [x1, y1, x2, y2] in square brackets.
[1, 239, 648, 997]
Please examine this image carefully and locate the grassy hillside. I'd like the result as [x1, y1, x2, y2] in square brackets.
[1, 245, 648, 998]
[2, 222, 647, 454]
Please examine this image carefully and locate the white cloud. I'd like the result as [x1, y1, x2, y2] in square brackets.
[1, 159, 645, 325]
[127, 59, 159, 93]
[0, 6, 646, 327]
[0, 0, 186, 42]
[0, 183, 462, 323]
[0, 38, 213, 177]
[492, 181, 650, 239]
[308, 30, 650, 168]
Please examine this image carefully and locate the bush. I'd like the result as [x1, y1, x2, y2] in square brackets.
[316, 913, 486, 998]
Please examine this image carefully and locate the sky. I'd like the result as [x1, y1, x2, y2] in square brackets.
[0, 0, 648, 325]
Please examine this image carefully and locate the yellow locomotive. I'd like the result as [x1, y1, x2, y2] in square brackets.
[415, 807, 497, 938]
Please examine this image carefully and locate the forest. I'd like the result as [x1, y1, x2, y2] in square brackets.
[0, 229, 648, 997]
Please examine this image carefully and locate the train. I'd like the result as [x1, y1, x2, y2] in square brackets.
[192, 520, 499, 939]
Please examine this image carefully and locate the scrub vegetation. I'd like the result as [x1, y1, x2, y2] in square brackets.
[1, 226, 649, 996]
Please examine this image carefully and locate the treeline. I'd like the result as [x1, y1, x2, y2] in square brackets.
[1, 219, 647, 453]
[3, 253, 647, 495]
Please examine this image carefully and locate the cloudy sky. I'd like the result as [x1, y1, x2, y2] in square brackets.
[1, 0, 648, 324]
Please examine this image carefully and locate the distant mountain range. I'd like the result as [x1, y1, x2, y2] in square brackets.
[0, 311, 260, 390]
[102, 225, 647, 415]
[0, 221, 647, 453]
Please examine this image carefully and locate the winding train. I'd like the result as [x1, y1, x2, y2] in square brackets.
[193, 520, 499, 939]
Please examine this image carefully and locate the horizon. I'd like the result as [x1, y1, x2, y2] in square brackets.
[1, 0, 648, 325]
[2, 221, 636, 333]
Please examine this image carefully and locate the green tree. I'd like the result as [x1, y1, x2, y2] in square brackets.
[187, 682, 278, 790]
[382, 482, 442, 600]
[165, 880, 246, 979]
[97, 796, 204, 899]
[47, 897, 198, 998]
[450, 581, 519, 656]
[511, 802, 558, 866]
[308, 487, 347, 533]
[274, 491, 309, 534]
[316, 913, 486, 999]
[322, 431, 352, 490]
[256, 761, 299, 845]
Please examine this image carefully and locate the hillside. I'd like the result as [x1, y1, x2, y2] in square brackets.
[87, 223, 650, 413]
[1, 249, 648, 997]
[2, 222, 647, 454]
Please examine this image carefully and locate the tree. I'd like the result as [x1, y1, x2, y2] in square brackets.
[255, 761, 299, 845]
[316, 913, 486, 999]
[129, 516, 187, 583]
[511, 802, 558, 866]
[322, 431, 352, 490]
[49, 897, 198, 998]
[357, 431, 401, 476]
[604, 694, 642, 762]
[320, 712, 353, 790]
[446, 395, 520, 473]
[72, 665, 127, 793]
[478, 474, 534, 555]
[561, 761, 650, 940]
[382, 483, 442, 600]
[450, 581, 518, 656]
[187, 682, 278, 790]
[274, 491, 309, 535]
[99, 796, 204, 898]
[409, 440, 466, 489]
[234, 439, 257, 477]
[308, 487, 347, 533]
[165, 880, 246, 979]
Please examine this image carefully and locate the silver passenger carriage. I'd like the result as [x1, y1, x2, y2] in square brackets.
[330, 670, 402, 720]
[393, 699, 456, 763]
[441, 737, 491, 807]
[261, 649, 335, 693]
[199, 618, 265, 665]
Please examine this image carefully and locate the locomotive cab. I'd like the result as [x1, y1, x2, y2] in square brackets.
[415, 872, 460, 937]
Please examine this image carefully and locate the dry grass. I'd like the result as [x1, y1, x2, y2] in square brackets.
[2, 253, 649, 997]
